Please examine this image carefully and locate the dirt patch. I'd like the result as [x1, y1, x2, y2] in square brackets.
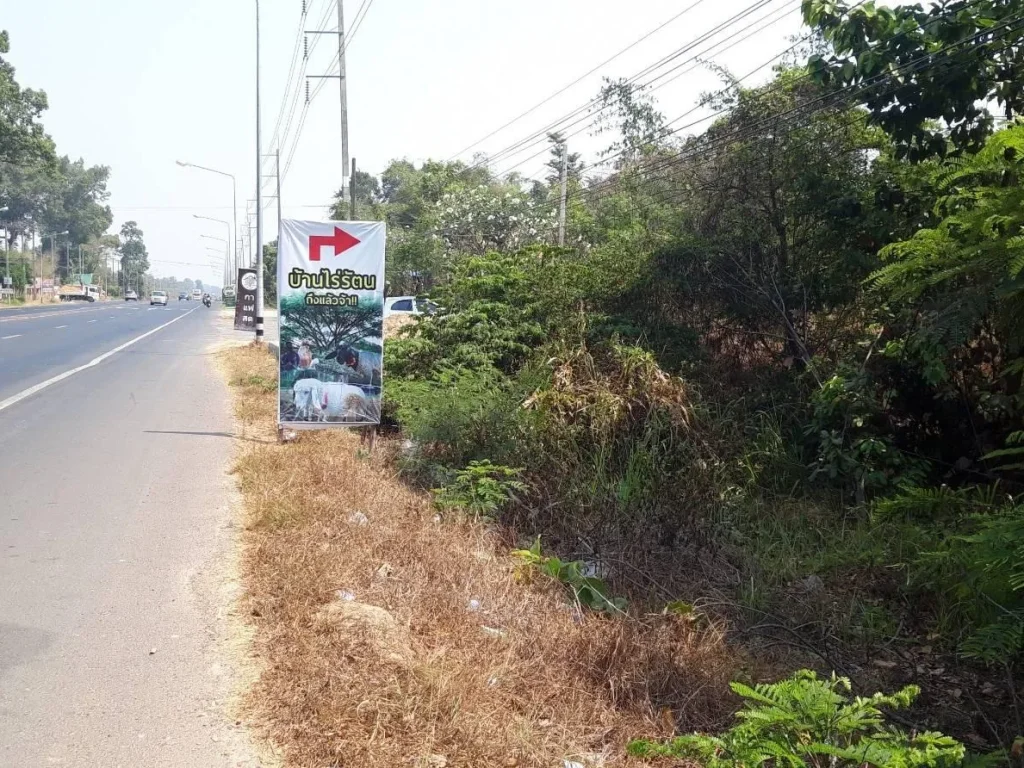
[384, 313, 417, 339]
[219, 344, 741, 767]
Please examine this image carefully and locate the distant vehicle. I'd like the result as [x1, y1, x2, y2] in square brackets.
[178, 292, 187, 301]
[192, 289, 203, 301]
[384, 296, 437, 318]
[150, 290, 168, 306]
[59, 284, 101, 303]
[125, 290, 138, 302]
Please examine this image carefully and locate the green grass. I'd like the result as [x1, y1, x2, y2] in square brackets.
[233, 373, 277, 393]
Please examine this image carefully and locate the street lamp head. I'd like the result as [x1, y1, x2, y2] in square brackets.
[175, 160, 189, 167]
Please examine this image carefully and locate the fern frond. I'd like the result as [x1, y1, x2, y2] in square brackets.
[961, 613, 1024, 664]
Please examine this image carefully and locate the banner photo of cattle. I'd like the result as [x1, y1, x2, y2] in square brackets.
[277, 219, 386, 427]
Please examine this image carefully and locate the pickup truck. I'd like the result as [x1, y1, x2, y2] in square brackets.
[59, 284, 101, 302]
[384, 296, 437, 317]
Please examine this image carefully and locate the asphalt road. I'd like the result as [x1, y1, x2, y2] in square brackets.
[0, 300, 200, 404]
[0, 301, 266, 766]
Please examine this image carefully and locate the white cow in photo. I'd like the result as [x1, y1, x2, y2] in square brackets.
[292, 378, 378, 422]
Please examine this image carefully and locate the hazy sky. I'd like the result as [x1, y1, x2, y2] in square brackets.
[4, 0, 806, 288]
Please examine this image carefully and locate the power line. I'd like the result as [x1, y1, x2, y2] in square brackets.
[265, 0, 336, 175]
[488, 0, 805, 177]
[347, 0, 375, 45]
[469, 0, 789, 176]
[445, 0, 715, 162]
[530, 10, 1024, 221]
[279, 0, 377, 184]
[265, 6, 309, 162]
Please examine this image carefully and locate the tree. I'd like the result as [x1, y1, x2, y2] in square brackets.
[360, 158, 512, 293]
[653, 69, 886, 372]
[591, 77, 666, 164]
[279, 294, 382, 354]
[432, 184, 556, 257]
[262, 239, 277, 304]
[803, 0, 1024, 160]
[39, 157, 113, 280]
[870, 124, 1024, 385]
[329, 170, 381, 220]
[0, 31, 54, 166]
[118, 220, 149, 293]
[0, 160, 57, 248]
[543, 132, 583, 188]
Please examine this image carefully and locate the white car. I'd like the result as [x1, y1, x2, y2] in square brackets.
[150, 290, 168, 306]
[125, 290, 138, 302]
[384, 296, 437, 318]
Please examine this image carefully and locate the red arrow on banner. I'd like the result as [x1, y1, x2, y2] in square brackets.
[308, 226, 361, 261]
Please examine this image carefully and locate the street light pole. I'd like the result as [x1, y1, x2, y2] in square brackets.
[0, 206, 10, 294]
[255, 0, 265, 342]
[194, 214, 232, 289]
[176, 161, 238, 276]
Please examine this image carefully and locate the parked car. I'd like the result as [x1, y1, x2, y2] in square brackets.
[125, 290, 138, 302]
[384, 296, 437, 318]
[150, 290, 168, 306]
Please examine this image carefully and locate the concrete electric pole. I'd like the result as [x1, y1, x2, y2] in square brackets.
[307, 0, 351, 201]
[350, 158, 356, 219]
[255, 0, 265, 342]
[337, 0, 350, 201]
[558, 141, 568, 246]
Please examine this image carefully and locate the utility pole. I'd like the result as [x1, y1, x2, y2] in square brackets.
[350, 158, 356, 219]
[557, 140, 568, 246]
[337, 0, 350, 202]
[306, 1, 350, 200]
[276, 149, 282, 249]
[78, 244, 83, 282]
[255, 0, 265, 342]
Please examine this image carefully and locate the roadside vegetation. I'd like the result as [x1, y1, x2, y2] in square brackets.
[222, 343, 738, 766]
[228, 0, 1024, 764]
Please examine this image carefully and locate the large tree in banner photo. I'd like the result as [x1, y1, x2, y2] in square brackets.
[279, 295, 382, 356]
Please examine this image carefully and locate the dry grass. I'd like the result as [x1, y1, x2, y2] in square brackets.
[221, 343, 740, 767]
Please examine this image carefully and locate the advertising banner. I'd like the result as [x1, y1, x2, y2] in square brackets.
[234, 268, 258, 331]
[277, 219, 385, 427]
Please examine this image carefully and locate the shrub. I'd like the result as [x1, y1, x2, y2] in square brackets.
[806, 367, 928, 502]
[386, 366, 535, 479]
[521, 339, 721, 546]
[512, 537, 627, 614]
[628, 670, 967, 768]
[385, 252, 546, 378]
[432, 460, 525, 520]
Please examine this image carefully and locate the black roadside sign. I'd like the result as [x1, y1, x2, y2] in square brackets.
[234, 268, 258, 331]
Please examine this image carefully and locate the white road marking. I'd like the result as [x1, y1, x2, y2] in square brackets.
[55, 325, 67, 329]
[1, 334, 22, 340]
[0, 307, 200, 415]
[0, 305, 113, 324]
[88, 319, 97, 323]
